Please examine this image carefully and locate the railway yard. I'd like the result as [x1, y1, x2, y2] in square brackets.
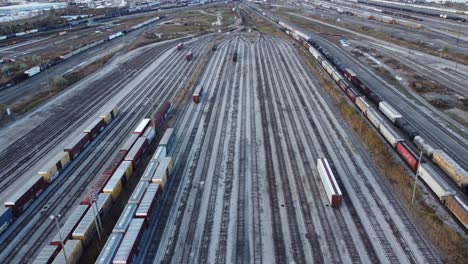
[0, 1, 467, 264]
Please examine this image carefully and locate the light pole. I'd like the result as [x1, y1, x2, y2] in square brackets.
[412, 150, 423, 204]
[88, 191, 102, 240]
[147, 97, 156, 128]
[50, 214, 68, 264]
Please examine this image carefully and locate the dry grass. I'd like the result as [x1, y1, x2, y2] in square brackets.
[297, 45, 468, 263]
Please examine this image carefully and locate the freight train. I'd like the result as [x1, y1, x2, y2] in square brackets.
[32, 102, 173, 263]
[249, 4, 468, 229]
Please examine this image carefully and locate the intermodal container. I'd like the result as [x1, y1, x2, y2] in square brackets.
[84, 118, 106, 139]
[80, 174, 111, 205]
[113, 161, 134, 182]
[38, 152, 71, 183]
[5, 175, 46, 216]
[113, 218, 146, 264]
[396, 142, 418, 171]
[73, 194, 111, 246]
[51, 205, 89, 246]
[33, 244, 60, 264]
[125, 137, 148, 167]
[128, 181, 149, 205]
[140, 160, 159, 182]
[0, 207, 13, 236]
[120, 134, 139, 153]
[446, 195, 468, 229]
[151, 157, 172, 189]
[96, 233, 123, 264]
[317, 158, 342, 207]
[133, 119, 151, 136]
[417, 163, 454, 201]
[432, 150, 468, 189]
[152, 146, 166, 161]
[136, 183, 162, 221]
[113, 204, 137, 234]
[378, 101, 402, 123]
[64, 133, 91, 160]
[100, 112, 113, 125]
[103, 150, 127, 176]
[51, 240, 83, 264]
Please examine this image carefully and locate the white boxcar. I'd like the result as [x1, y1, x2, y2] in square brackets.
[378, 101, 402, 123]
[316, 158, 342, 207]
[379, 122, 403, 148]
[366, 107, 384, 129]
[418, 163, 454, 201]
[25, 66, 40, 77]
[355, 96, 371, 115]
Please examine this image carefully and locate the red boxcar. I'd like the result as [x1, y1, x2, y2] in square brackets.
[338, 79, 349, 92]
[346, 87, 357, 102]
[103, 150, 127, 176]
[153, 101, 170, 130]
[64, 133, 91, 160]
[84, 118, 106, 139]
[5, 175, 47, 216]
[396, 142, 418, 171]
[125, 138, 148, 167]
[192, 86, 203, 103]
[343, 68, 357, 82]
[81, 174, 111, 205]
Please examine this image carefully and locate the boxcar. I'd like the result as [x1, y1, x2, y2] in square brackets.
[5, 175, 46, 216]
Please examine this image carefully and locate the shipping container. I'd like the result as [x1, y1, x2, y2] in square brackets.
[33, 244, 60, 264]
[100, 112, 112, 125]
[332, 71, 341, 83]
[51, 240, 83, 264]
[121, 134, 139, 153]
[0, 207, 13, 236]
[159, 128, 175, 153]
[432, 150, 468, 190]
[396, 142, 418, 171]
[143, 127, 155, 145]
[5, 175, 46, 216]
[103, 150, 127, 176]
[128, 181, 149, 205]
[136, 184, 162, 221]
[446, 195, 468, 229]
[152, 157, 173, 189]
[417, 163, 454, 201]
[141, 160, 159, 182]
[378, 101, 402, 123]
[134, 119, 151, 136]
[113, 218, 146, 264]
[113, 204, 137, 233]
[378, 122, 402, 148]
[152, 146, 166, 162]
[96, 233, 123, 264]
[186, 51, 193, 61]
[125, 137, 148, 167]
[51, 205, 89, 246]
[316, 158, 342, 207]
[366, 108, 383, 129]
[193, 86, 203, 103]
[84, 118, 106, 139]
[355, 96, 371, 115]
[64, 133, 91, 160]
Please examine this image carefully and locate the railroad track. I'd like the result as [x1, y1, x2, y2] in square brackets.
[0, 36, 213, 263]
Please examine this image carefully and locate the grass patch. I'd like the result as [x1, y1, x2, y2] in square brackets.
[297, 44, 468, 263]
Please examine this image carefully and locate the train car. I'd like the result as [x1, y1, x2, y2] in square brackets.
[395, 118, 419, 141]
[396, 142, 418, 171]
[446, 195, 468, 229]
[121, 134, 140, 153]
[25, 66, 41, 77]
[95, 233, 123, 264]
[343, 68, 357, 83]
[113, 161, 134, 182]
[366, 91, 382, 106]
[151, 157, 173, 189]
[186, 51, 193, 61]
[51, 239, 83, 264]
[154, 101, 171, 130]
[33, 244, 60, 264]
[355, 96, 371, 115]
[233, 52, 238, 62]
[378, 122, 403, 148]
[337, 79, 349, 92]
[413, 136, 434, 157]
[193, 86, 204, 103]
[417, 163, 454, 201]
[128, 181, 149, 205]
[159, 128, 175, 153]
[125, 137, 148, 167]
[316, 158, 342, 207]
[135, 183, 162, 221]
[378, 101, 402, 123]
[81, 174, 111, 205]
[143, 126, 156, 145]
[331, 71, 341, 83]
[0, 208, 13, 236]
[432, 150, 468, 191]
[51, 205, 89, 246]
[73, 194, 111, 246]
[140, 160, 159, 182]
[103, 150, 127, 177]
[38, 152, 71, 183]
[83, 118, 106, 140]
[366, 107, 384, 129]
[103, 169, 125, 201]
[212, 45, 217, 51]
[113, 218, 146, 264]
[346, 87, 357, 102]
[5, 175, 46, 216]
[176, 43, 184, 50]
[113, 204, 137, 234]
[133, 119, 151, 136]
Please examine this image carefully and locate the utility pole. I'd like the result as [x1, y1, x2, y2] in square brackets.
[88, 191, 102, 240]
[412, 151, 423, 204]
[50, 214, 68, 264]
